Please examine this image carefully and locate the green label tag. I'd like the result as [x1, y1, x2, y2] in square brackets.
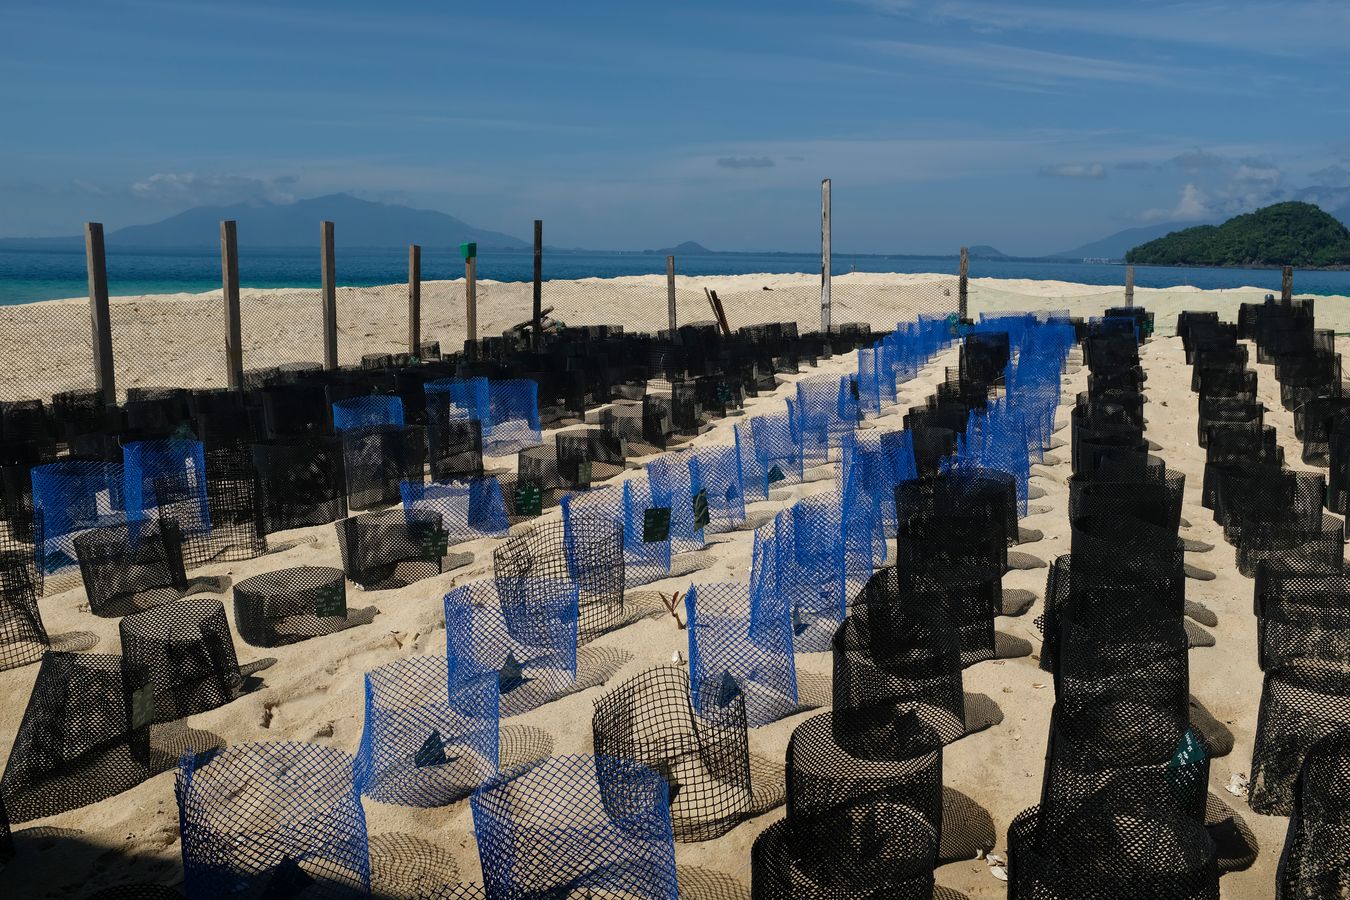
[499, 651, 526, 692]
[643, 507, 671, 542]
[315, 583, 347, 618]
[717, 382, 733, 405]
[1165, 728, 1207, 807]
[421, 526, 450, 561]
[414, 730, 447, 768]
[691, 489, 710, 529]
[514, 483, 543, 517]
[767, 465, 786, 484]
[130, 682, 156, 730]
[577, 459, 592, 485]
[716, 671, 742, 707]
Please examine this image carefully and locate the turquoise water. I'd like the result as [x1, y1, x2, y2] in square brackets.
[3, 245, 1349, 305]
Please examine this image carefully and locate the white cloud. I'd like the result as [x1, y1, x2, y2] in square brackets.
[1040, 163, 1106, 180]
[129, 172, 297, 206]
[1141, 183, 1210, 222]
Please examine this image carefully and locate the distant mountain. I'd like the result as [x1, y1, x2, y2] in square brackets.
[642, 241, 714, 255]
[0, 193, 528, 250]
[1050, 221, 1205, 260]
[1126, 202, 1350, 268]
[967, 245, 1007, 259]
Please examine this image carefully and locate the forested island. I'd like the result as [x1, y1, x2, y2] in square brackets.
[1126, 202, 1350, 268]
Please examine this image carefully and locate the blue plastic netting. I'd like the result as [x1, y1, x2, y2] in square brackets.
[122, 439, 211, 534]
[562, 485, 670, 588]
[177, 742, 370, 900]
[735, 423, 767, 503]
[353, 657, 499, 807]
[401, 477, 509, 544]
[484, 379, 542, 455]
[646, 453, 704, 554]
[750, 410, 804, 494]
[32, 459, 126, 578]
[471, 754, 679, 900]
[332, 394, 405, 431]
[690, 445, 746, 533]
[685, 582, 798, 727]
[445, 578, 579, 717]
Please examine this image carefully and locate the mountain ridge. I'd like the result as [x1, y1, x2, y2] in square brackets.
[1126, 202, 1350, 268]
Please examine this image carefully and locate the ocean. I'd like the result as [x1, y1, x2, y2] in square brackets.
[3, 245, 1350, 305]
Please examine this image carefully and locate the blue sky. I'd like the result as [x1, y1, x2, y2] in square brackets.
[3, 0, 1350, 255]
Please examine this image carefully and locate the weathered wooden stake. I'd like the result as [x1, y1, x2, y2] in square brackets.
[408, 244, 421, 356]
[532, 220, 543, 349]
[320, 220, 338, 370]
[958, 246, 969, 320]
[220, 220, 243, 389]
[820, 178, 832, 334]
[463, 243, 478, 355]
[84, 223, 116, 403]
[1281, 265, 1294, 302]
[666, 255, 679, 341]
[1125, 264, 1135, 308]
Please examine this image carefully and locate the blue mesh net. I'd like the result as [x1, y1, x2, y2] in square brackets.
[562, 485, 671, 587]
[32, 459, 127, 578]
[734, 423, 767, 502]
[400, 477, 509, 543]
[176, 742, 370, 900]
[427, 377, 490, 422]
[647, 452, 704, 553]
[750, 411, 804, 494]
[444, 578, 579, 717]
[685, 582, 798, 727]
[331, 395, 405, 431]
[122, 439, 210, 534]
[484, 379, 542, 455]
[788, 397, 828, 466]
[856, 348, 885, 418]
[353, 658, 499, 807]
[471, 754, 679, 900]
[691, 445, 746, 532]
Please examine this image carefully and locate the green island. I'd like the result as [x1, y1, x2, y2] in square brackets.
[1126, 201, 1350, 268]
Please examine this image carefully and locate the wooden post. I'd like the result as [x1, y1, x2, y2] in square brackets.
[220, 220, 243, 389]
[958, 247, 969, 320]
[320, 220, 338, 370]
[462, 242, 478, 355]
[666, 255, 679, 341]
[1281, 265, 1294, 302]
[407, 244, 421, 356]
[1125, 264, 1135, 309]
[85, 223, 116, 403]
[532, 220, 543, 350]
[820, 178, 832, 335]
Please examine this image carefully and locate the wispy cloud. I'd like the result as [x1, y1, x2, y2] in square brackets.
[1171, 149, 1226, 171]
[129, 172, 298, 206]
[1040, 163, 1106, 180]
[716, 156, 775, 169]
[865, 39, 1186, 87]
[1141, 183, 1210, 223]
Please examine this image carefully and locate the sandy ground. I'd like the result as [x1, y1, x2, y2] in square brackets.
[0, 280, 1320, 898]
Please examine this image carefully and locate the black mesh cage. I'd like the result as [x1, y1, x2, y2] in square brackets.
[894, 514, 1003, 666]
[257, 382, 329, 439]
[118, 598, 252, 725]
[0, 652, 154, 823]
[340, 424, 426, 511]
[1277, 729, 1350, 899]
[1249, 659, 1350, 816]
[160, 447, 267, 570]
[1053, 616, 1190, 726]
[834, 568, 966, 748]
[252, 436, 347, 534]
[556, 428, 626, 490]
[336, 508, 447, 591]
[492, 517, 625, 641]
[0, 520, 47, 671]
[1254, 566, 1350, 671]
[233, 565, 355, 647]
[751, 711, 942, 900]
[592, 665, 752, 842]
[82, 886, 185, 900]
[73, 520, 189, 618]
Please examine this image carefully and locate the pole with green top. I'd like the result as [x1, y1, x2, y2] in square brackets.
[461, 241, 477, 357]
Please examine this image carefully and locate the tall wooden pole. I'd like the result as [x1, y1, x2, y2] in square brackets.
[532, 220, 543, 350]
[320, 220, 338, 370]
[820, 178, 832, 335]
[1125, 264, 1135, 309]
[666, 255, 679, 340]
[85, 223, 116, 403]
[958, 246, 969, 321]
[408, 244, 421, 356]
[1281, 265, 1294, 302]
[462, 242, 478, 357]
[220, 220, 243, 389]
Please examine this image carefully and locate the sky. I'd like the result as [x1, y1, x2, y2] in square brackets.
[3, 0, 1350, 256]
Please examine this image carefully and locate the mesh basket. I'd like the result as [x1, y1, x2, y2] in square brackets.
[426, 404, 484, 483]
[894, 514, 1002, 666]
[74, 520, 189, 618]
[556, 428, 625, 490]
[252, 436, 347, 534]
[685, 582, 798, 727]
[232, 566, 359, 648]
[0, 523, 47, 671]
[400, 477, 509, 544]
[340, 424, 426, 511]
[470, 754, 679, 900]
[176, 742, 370, 900]
[1276, 729, 1350, 899]
[0, 652, 153, 823]
[593, 665, 752, 842]
[647, 453, 705, 554]
[493, 517, 625, 641]
[119, 598, 256, 725]
[353, 658, 499, 807]
[444, 578, 579, 717]
[1249, 659, 1350, 815]
[331, 394, 405, 431]
[162, 447, 267, 570]
[122, 439, 210, 534]
[32, 458, 127, 579]
[336, 507, 447, 591]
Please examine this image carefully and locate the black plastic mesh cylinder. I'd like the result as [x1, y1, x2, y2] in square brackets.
[895, 514, 1003, 666]
[233, 566, 356, 647]
[1249, 660, 1350, 815]
[340, 424, 426, 511]
[1276, 729, 1350, 899]
[118, 599, 246, 725]
[336, 508, 446, 591]
[252, 436, 347, 534]
[592, 665, 752, 842]
[0, 523, 47, 671]
[73, 521, 188, 618]
[493, 516, 625, 640]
